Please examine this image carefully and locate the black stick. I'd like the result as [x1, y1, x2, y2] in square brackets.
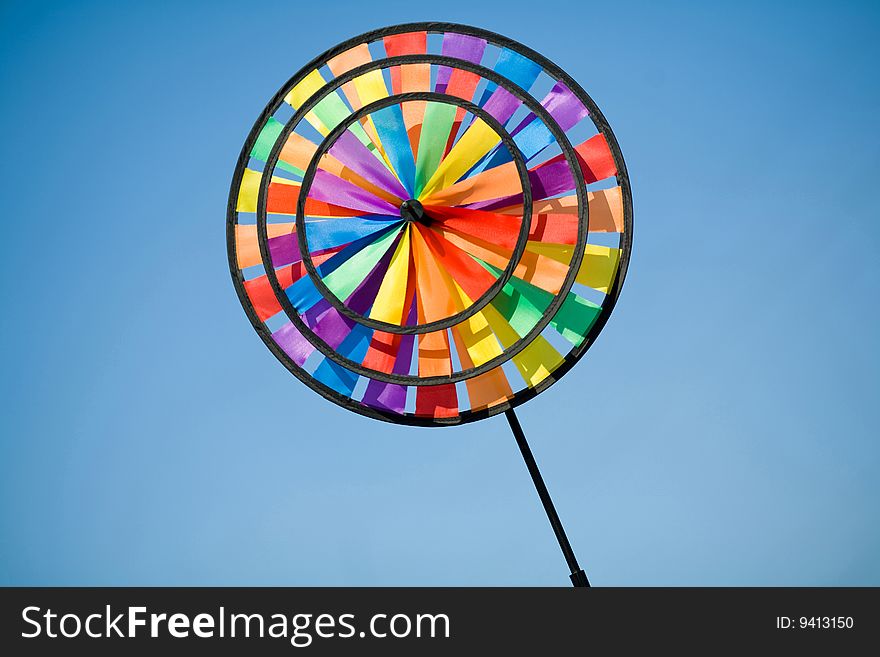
[505, 409, 590, 587]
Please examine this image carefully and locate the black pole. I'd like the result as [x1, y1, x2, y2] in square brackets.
[505, 408, 590, 587]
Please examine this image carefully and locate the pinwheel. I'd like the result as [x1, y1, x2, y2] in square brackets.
[228, 23, 632, 586]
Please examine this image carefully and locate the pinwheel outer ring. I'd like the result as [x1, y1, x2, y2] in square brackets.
[227, 22, 633, 426]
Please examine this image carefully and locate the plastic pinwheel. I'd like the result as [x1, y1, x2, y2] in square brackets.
[228, 23, 632, 586]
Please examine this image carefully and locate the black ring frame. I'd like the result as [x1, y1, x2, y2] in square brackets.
[288, 92, 532, 334]
[255, 55, 586, 387]
[227, 22, 633, 427]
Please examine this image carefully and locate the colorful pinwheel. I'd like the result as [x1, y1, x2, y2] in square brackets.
[228, 23, 632, 585]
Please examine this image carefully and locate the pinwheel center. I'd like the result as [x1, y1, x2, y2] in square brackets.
[399, 199, 431, 227]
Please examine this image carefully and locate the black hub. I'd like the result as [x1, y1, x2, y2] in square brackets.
[399, 199, 431, 226]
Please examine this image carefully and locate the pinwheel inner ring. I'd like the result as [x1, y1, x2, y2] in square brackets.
[293, 92, 533, 334]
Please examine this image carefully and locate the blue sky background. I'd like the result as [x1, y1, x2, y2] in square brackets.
[1, 0, 878, 586]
